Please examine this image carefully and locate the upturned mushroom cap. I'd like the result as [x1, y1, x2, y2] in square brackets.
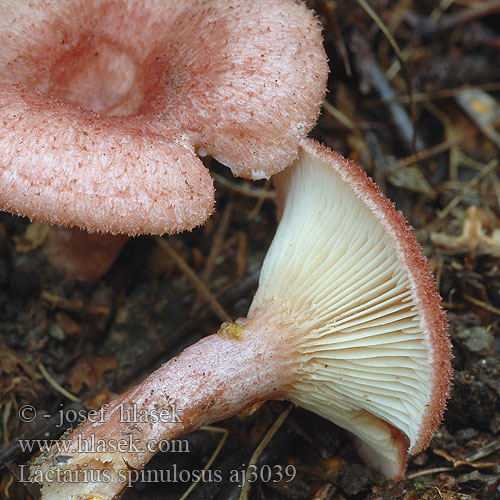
[249, 140, 452, 479]
[0, 0, 327, 235]
[29, 141, 451, 498]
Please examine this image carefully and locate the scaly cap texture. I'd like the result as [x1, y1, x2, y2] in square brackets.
[0, 0, 328, 234]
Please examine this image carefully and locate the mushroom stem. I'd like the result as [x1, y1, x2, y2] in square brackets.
[43, 227, 128, 282]
[32, 313, 297, 500]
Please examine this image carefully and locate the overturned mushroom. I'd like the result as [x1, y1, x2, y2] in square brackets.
[31, 140, 452, 498]
[0, 0, 328, 278]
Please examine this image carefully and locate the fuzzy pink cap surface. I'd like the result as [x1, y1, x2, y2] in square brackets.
[0, 0, 328, 235]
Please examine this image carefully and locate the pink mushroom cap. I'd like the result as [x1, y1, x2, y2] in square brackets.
[0, 0, 328, 235]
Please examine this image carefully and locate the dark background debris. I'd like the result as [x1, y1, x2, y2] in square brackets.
[1, 1, 500, 499]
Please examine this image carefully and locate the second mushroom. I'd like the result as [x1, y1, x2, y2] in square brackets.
[31, 140, 452, 499]
[0, 0, 328, 279]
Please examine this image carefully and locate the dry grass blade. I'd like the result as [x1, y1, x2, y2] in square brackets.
[156, 237, 231, 323]
[191, 200, 233, 315]
[354, 0, 401, 57]
[436, 159, 498, 221]
[463, 295, 500, 316]
[38, 362, 80, 402]
[239, 404, 293, 500]
[406, 466, 460, 479]
[178, 426, 229, 500]
[433, 449, 497, 469]
[322, 100, 357, 131]
[212, 173, 275, 199]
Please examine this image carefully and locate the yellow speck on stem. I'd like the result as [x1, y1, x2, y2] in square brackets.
[470, 98, 493, 114]
[238, 401, 264, 418]
[217, 321, 245, 340]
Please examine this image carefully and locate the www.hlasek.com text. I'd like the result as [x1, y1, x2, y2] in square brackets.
[19, 435, 190, 455]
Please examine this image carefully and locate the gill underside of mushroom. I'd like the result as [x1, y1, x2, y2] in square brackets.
[31, 141, 451, 499]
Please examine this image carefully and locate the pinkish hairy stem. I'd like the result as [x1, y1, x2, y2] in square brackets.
[44, 227, 128, 282]
[31, 312, 298, 499]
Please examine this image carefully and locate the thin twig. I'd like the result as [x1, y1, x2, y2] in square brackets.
[191, 201, 233, 315]
[438, 0, 500, 31]
[248, 179, 272, 221]
[407, 466, 460, 479]
[436, 159, 498, 220]
[354, 0, 420, 153]
[179, 426, 229, 500]
[463, 294, 500, 316]
[239, 404, 293, 500]
[212, 173, 275, 199]
[464, 436, 500, 462]
[433, 448, 497, 469]
[156, 237, 231, 323]
[38, 362, 80, 402]
[388, 127, 479, 172]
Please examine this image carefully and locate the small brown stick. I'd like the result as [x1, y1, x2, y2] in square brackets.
[235, 233, 248, 283]
[388, 128, 480, 173]
[248, 179, 272, 220]
[406, 466, 461, 479]
[41, 291, 110, 315]
[463, 294, 500, 316]
[464, 436, 500, 462]
[239, 404, 293, 500]
[433, 448, 497, 469]
[438, 0, 500, 31]
[191, 200, 234, 315]
[436, 159, 498, 221]
[156, 237, 231, 323]
[213, 173, 275, 199]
